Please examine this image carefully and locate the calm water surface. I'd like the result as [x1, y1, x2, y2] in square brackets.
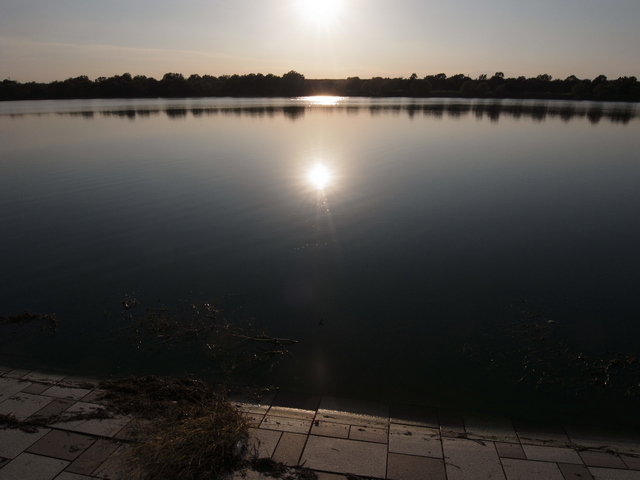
[1, 97, 639, 424]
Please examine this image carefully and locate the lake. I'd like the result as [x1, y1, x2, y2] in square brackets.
[1, 97, 639, 425]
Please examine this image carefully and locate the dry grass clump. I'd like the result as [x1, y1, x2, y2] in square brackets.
[99, 376, 249, 480]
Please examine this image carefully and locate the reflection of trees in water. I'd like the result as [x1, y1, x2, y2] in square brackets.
[8, 102, 637, 124]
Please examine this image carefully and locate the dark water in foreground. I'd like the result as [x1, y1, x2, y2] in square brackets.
[1, 97, 639, 425]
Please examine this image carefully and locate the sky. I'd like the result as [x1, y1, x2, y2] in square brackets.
[1, 0, 639, 83]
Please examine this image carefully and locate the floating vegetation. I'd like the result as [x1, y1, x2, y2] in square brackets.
[466, 302, 640, 401]
[0, 311, 57, 332]
[119, 294, 297, 383]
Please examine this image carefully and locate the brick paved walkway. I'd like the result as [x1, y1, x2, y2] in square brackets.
[1, 362, 639, 479]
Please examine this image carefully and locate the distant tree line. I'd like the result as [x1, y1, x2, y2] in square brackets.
[1, 71, 639, 102]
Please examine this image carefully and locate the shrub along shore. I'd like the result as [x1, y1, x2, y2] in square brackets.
[1, 71, 639, 102]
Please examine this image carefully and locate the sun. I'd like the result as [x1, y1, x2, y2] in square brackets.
[296, 0, 344, 25]
[308, 163, 332, 189]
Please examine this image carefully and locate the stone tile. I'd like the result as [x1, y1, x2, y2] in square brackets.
[48, 401, 106, 430]
[0, 457, 9, 469]
[113, 419, 151, 442]
[29, 399, 74, 423]
[565, 427, 640, 456]
[387, 452, 446, 480]
[439, 409, 465, 435]
[228, 392, 275, 415]
[318, 396, 389, 419]
[267, 406, 315, 421]
[588, 467, 640, 480]
[41, 386, 92, 401]
[580, 450, 627, 468]
[71, 415, 132, 438]
[3, 369, 31, 379]
[300, 435, 387, 478]
[23, 371, 67, 385]
[65, 439, 121, 475]
[260, 415, 311, 434]
[25, 430, 95, 461]
[390, 404, 439, 428]
[78, 390, 105, 404]
[54, 473, 95, 480]
[271, 391, 321, 411]
[242, 413, 265, 428]
[21, 383, 51, 395]
[91, 444, 132, 480]
[349, 425, 388, 444]
[272, 432, 306, 466]
[442, 437, 505, 480]
[0, 378, 30, 402]
[315, 473, 346, 480]
[389, 424, 442, 458]
[501, 458, 564, 480]
[495, 442, 526, 460]
[315, 409, 388, 429]
[0, 452, 68, 480]
[311, 420, 349, 439]
[622, 455, 640, 470]
[558, 463, 595, 480]
[0, 426, 51, 459]
[522, 444, 582, 464]
[0, 392, 54, 420]
[514, 420, 570, 447]
[246, 428, 281, 458]
[58, 377, 100, 390]
[465, 412, 518, 443]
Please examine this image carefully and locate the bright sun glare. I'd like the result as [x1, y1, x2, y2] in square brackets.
[296, 0, 343, 25]
[308, 163, 332, 189]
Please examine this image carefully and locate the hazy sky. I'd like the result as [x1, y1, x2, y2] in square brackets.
[2, 0, 639, 82]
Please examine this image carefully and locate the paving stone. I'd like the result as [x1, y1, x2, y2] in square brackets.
[501, 457, 564, 480]
[65, 439, 120, 475]
[23, 371, 67, 385]
[41, 386, 92, 401]
[260, 415, 311, 434]
[318, 396, 389, 419]
[438, 409, 465, 435]
[314, 473, 346, 480]
[495, 442, 526, 459]
[387, 452, 446, 480]
[0, 392, 54, 420]
[54, 473, 95, 480]
[58, 377, 99, 390]
[113, 419, 152, 441]
[558, 463, 595, 480]
[78, 390, 105, 404]
[71, 415, 132, 438]
[228, 392, 275, 416]
[271, 391, 321, 411]
[310, 420, 349, 439]
[565, 427, 640, 456]
[3, 369, 31, 379]
[465, 413, 518, 443]
[588, 467, 640, 480]
[48, 401, 106, 430]
[300, 435, 387, 478]
[0, 426, 50, 459]
[349, 425, 387, 444]
[442, 437, 505, 480]
[0, 457, 9, 469]
[315, 409, 388, 429]
[246, 427, 281, 458]
[91, 444, 132, 480]
[390, 404, 439, 428]
[21, 383, 51, 395]
[522, 444, 582, 464]
[0, 378, 30, 402]
[242, 413, 265, 428]
[0, 452, 68, 480]
[621, 455, 640, 470]
[25, 430, 95, 461]
[580, 450, 627, 468]
[389, 424, 442, 458]
[267, 406, 315, 421]
[514, 420, 570, 447]
[29, 398, 74, 423]
[272, 432, 306, 466]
